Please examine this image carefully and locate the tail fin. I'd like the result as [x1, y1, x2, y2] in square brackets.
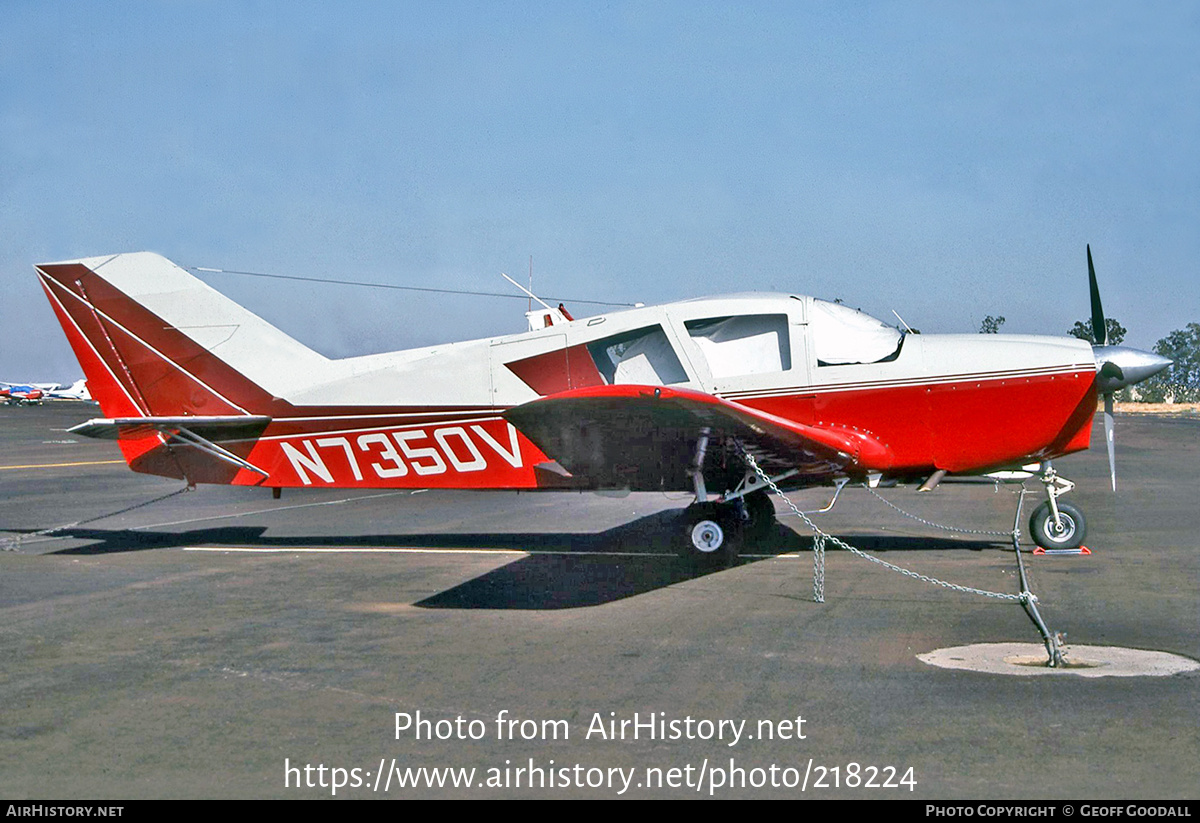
[64, 378, 91, 401]
[35, 252, 322, 482]
[35, 252, 326, 419]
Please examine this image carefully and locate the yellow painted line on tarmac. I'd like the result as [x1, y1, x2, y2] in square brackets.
[0, 459, 126, 471]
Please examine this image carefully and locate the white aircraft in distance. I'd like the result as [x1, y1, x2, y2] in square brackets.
[34, 250, 1169, 557]
[46, 378, 92, 402]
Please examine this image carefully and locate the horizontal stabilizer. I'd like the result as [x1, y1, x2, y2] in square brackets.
[70, 415, 273, 481]
[70, 415, 272, 442]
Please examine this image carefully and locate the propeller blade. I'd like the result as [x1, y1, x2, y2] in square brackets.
[1104, 392, 1116, 492]
[1088, 244, 1107, 346]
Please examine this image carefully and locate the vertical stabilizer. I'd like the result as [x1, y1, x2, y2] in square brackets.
[35, 252, 326, 481]
[35, 252, 326, 420]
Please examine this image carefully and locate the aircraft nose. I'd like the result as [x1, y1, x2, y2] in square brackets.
[1093, 345, 1173, 392]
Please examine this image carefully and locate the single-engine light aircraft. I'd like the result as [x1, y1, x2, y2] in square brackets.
[1, 379, 90, 404]
[46, 378, 93, 402]
[34, 249, 1169, 557]
[1, 384, 45, 405]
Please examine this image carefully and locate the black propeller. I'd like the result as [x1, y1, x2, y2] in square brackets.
[1088, 244, 1107, 346]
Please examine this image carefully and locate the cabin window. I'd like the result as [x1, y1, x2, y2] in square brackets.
[587, 325, 689, 386]
[809, 299, 903, 366]
[684, 314, 791, 378]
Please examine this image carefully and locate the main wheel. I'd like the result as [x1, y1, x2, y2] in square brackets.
[742, 490, 777, 540]
[680, 503, 740, 563]
[1029, 501, 1087, 550]
[689, 517, 725, 553]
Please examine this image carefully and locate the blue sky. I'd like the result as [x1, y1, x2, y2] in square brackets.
[3, 1, 1197, 381]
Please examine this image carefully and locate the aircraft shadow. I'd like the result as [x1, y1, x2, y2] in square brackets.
[416, 530, 1000, 610]
[39, 511, 1002, 610]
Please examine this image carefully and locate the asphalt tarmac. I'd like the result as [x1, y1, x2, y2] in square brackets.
[2, 402, 1197, 799]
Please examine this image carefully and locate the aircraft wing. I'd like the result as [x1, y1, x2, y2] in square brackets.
[503, 385, 893, 490]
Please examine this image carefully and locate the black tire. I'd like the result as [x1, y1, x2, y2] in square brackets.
[1029, 501, 1087, 550]
[680, 503, 740, 564]
[742, 490, 777, 540]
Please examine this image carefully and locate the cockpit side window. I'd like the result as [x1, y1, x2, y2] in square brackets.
[810, 300, 904, 366]
[684, 314, 791, 378]
[587, 325, 689, 386]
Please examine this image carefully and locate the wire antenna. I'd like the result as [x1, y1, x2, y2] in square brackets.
[190, 266, 635, 308]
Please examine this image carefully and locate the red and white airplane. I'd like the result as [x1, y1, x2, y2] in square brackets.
[0, 383, 48, 405]
[34, 250, 1170, 557]
[0, 379, 89, 404]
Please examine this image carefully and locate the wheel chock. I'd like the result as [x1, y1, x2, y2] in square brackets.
[1033, 545, 1092, 556]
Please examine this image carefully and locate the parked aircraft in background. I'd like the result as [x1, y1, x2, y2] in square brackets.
[46, 378, 92, 402]
[0, 383, 48, 405]
[1, 379, 91, 404]
[34, 250, 1169, 557]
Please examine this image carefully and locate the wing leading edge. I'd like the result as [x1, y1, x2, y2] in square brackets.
[503, 385, 894, 492]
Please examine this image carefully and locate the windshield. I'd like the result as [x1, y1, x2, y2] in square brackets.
[809, 300, 903, 366]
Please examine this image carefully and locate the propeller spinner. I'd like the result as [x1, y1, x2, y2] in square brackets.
[1085, 245, 1173, 490]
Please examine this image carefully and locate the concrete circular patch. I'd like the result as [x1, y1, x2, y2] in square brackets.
[919, 643, 1200, 677]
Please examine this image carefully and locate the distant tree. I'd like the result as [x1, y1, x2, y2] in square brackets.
[978, 315, 1005, 334]
[1068, 318, 1126, 345]
[1137, 323, 1200, 403]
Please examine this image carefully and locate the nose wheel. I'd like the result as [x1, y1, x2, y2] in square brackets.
[1030, 465, 1088, 550]
[1029, 501, 1087, 550]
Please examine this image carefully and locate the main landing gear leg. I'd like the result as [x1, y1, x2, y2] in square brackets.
[681, 428, 740, 564]
[1028, 463, 1087, 551]
[680, 434, 786, 563]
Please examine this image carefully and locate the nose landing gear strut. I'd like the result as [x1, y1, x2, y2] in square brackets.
[1028, 463, 1087, 551]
